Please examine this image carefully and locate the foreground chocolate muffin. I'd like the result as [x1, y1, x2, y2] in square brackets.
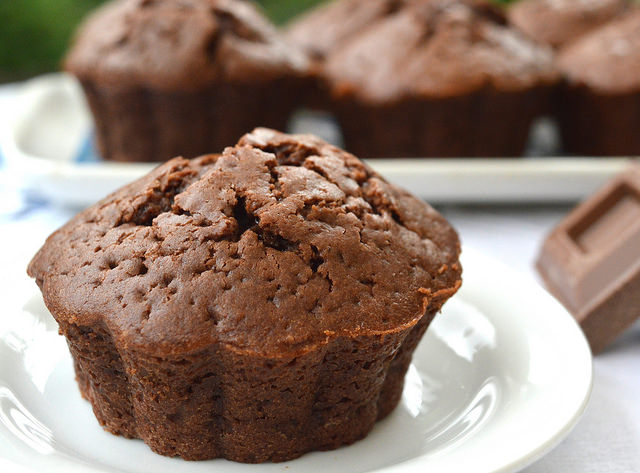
[65, 0, 310, 162]
[508, 0, 627, 49]
[324, 0, 558, 158]
[28, 128, 462, 462]
[557, 11, 640, 156]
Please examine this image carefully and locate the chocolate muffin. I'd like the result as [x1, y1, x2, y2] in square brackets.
[508, 0, 627, 49]
[323, 0, 558, 158]
[28, 128, 462, 462]
[557, 10, 640, 156]
[65, 0, 311, 162]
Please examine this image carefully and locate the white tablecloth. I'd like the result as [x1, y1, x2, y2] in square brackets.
[0, 86, 638, 473]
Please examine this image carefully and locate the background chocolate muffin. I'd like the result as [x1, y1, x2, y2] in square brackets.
[323, 0, 558, 158]
[557, 10, 640, 156]
[65, 0, 311, 162]
[27, 128, 462, 462]
[508, 0, 628, 49]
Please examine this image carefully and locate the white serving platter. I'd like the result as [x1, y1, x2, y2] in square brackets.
[0, 248, 593, 473]
[0, 73, 634, 207]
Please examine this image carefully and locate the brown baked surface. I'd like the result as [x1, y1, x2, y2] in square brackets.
[556, 10, 640, 155]
[285, 0, 414, 61]
[335, 88, 549, 158]
[65, 0, 309, 91]
[558, 9, 640, 94]
[28, 128, 462, 462]
[324, 0, 557, 103]
[285, 0, 427, 111]
[508, 0, 627, 49]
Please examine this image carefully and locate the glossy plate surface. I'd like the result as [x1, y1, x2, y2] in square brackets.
[0, 248, 592, 473]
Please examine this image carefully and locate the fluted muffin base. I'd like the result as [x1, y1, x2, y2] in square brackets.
[61, 309, 436, 463]
[557, 85, 640, 156]
[335, 87, 552, 158]
[80, 79, 306, 163]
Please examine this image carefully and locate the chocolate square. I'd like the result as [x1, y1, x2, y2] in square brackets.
[537, 165, 640, 353]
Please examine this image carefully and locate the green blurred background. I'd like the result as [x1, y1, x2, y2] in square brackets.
[0, 0, 514, 82]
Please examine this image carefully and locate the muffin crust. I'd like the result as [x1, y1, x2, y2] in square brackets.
[286, 0, 419, 61]
[508, 0, 627, 49]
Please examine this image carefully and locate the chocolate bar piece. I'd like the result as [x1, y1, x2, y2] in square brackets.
[537, 164, 640, 354]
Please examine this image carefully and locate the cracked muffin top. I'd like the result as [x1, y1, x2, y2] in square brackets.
[28, 129, 462, 357]
[324, 0, 558, 103]
[65, 0, 310, 91]
[508, 0, 627, 49]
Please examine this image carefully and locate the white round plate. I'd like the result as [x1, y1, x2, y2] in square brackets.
[0, 248, 592, 473]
